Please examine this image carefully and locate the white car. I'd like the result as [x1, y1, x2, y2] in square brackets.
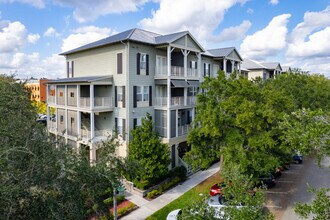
[208, 195, 243, 218]
[166, 209, 182, 220]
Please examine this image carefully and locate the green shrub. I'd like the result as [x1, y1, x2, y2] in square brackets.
[103, 195, 125, 207]
[160, 177, 181, 192]
[133, 179, 150, 190]
[146, 189, 162, 199]
[170, 166, 187, 180]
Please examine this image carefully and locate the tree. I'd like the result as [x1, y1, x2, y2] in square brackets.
[294, 187, 330, 220]
[185, 72, 292, 178]
[126, 113, 170, 189]
[0, 75, 123, 219]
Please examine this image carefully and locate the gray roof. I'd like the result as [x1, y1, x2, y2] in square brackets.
[47, 76, 113, 84]
[205, 47, 243, 61]
[261, 62, 281, 70]
[241, 58, 265, 69]
[60, 28, 205, 55]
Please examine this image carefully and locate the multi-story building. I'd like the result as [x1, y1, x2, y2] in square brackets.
[46, 28, 243, 169]
[242, 58, 282, 80]
[24, 78, 49, 102]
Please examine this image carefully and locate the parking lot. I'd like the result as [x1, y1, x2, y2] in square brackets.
[265, 156, 330, 220]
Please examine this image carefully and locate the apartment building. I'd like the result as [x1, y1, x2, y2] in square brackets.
[241, 58, 282, 80]
[24, 78, 49, 102]
[46, 28, 243, 169]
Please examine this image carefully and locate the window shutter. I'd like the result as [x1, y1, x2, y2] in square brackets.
[117, 53, 122, 74]
[146, 54, 149, 75]
[133, 118, 137, 129]
[115, 118, 118, 131]
[133, 86, 137, 108]
[208, 64, 210, 76]
[204, 63, 206, 76]
[149, 86, 152, 106]
[189, 61, 192, 68]
[137, 53, 140, 75]
[122, 86, 126, 108]
[122, 119, 126, 140]
[66, 62, 69, 77]
[115, 86, 118, 107]
[71, 61, 74, 77]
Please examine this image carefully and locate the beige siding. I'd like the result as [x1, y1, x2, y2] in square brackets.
[67, 110, 77, 136]
[66, 43, 126, 77]
[67, 85, 77, 106]
[56, 85, 65, 105]
[248, 70, 270, 80]
[57, 108, 66, 134]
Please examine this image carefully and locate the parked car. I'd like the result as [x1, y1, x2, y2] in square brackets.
[255, 173, 276, 189]
[271, 168, 282, 179]
[166, 209, 182, 220]
[210, 182, 226, 196]
[208, 194, 244, 218]
[293, 154, 303, 164]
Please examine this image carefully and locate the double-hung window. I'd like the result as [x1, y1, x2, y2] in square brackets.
[133, 85, 152, 107]
[137, 53, 149, 75]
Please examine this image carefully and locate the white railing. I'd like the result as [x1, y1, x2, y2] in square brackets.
[155, 97, 167, 107]
[155, 65, 167, 77]
[81, 129, 91, 139]
[187, 96, 197, 106]
[48, 121, 56, 133]
[178, 124, 190, 136]
[67, 128, 78, 137]
[95, 129, 111, 137]
[178, 157, 192, 175]
[80, 97, 90, 108]
[187, 68, 199, 78]
[48, 96, 55, 104]
[171, 66, 184, 77]
[94, 97, 113, 108]
[155, 126, 167, 138]
[171, 96, 184, 106]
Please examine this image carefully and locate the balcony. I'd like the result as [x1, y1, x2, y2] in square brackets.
[187, 96, 197, 106]
[171, 66, 184, 77]
[48, 120, 56, 133]
[94, 97, 113, 108]
[171, 96, 184, 106]
[95, 129, 111, 137]
[178, 124, 190, 136]
[155, 97, 167, 107]
[187, 68, 199, 78]
[156, 126, 167, 138]
[48, 96, 55, 105]
[80, 97, 90, 108]
[81, 129, 91, 139]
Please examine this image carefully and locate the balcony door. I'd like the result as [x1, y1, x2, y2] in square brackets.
[156, 55, 167, 76]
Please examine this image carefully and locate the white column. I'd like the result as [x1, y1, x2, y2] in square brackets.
[197, 52, 202, 78]
[77, 85, 80, 108]
[183, 49, 187, 78]
[167, 46, 171, 139]
[46, 106, 50, 133]
[184, 87, 187, 106]
[91, 112, 95, 140]
[192, 107, 195, 121]
[65, 109, 68, 139]
[238, 62, 241, 74]
[65, 85, 68, 106]
[176, 109, 179, 137]
[90, 84, 94, 110]
[77, 111, 81, 137]
[231, 60, 235, 73]
[223, 59, 227, 74]
[90, 145, 96, 163]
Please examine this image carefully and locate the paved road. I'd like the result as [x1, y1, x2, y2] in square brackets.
[266, 156, 330, 220]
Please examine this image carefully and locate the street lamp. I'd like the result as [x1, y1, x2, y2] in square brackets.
[112, 182, 125, 220]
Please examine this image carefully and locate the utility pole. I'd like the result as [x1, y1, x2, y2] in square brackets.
[113, 187, 117, 220]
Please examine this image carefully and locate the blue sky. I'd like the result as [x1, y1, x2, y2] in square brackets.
[0, 0, 330, 79]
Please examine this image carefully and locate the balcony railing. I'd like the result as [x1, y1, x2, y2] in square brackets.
[80, 97, 90, 108]
[155, 97, 167, 107]
[178, 124, 190, 136]
[171, 96, 184, 106]
[156, 126, 167, 138]
[67, 128, 78, 137]
[178, 157, 192, 175]
[155, 66, 167, 77]
[48, 120, 56, 133]
[81, 129, 91, 139]
[187, 96, 197, 106]
[171, 66, 184, 77]
[94, 97, 113, 108]
[48, 96, 55, 104]
[187, 68, 199, 78]
[95, 129, 111, 137]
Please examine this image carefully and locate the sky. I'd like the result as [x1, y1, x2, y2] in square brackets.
[1, 0, 330, 79]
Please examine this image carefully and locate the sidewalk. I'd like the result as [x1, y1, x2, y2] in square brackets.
[121, 162, 220, 220]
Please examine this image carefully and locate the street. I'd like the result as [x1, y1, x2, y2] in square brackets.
[265, 156, 330, 220]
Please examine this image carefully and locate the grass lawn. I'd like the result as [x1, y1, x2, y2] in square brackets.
[146, 172, 221, 220]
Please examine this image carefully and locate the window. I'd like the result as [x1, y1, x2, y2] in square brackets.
[204, 63, 210, 76]
[67, 61, 74, 78]
[117, 53, 122, 74]
[117, 86, 123, 102]
[60, 92, 63, 97]
[136, 86, 149, 102]
[133, 118, 142, 129]
[188, 87, 197, 96]
[70, 117, 74, 124]
[191, 61, 197, 69]
[115, 86, 125, 108]
[115, 118, 126, 140]
[137, 53, 149, 75]
[60, 115, 64, 123]
[70, 92, 74, 98]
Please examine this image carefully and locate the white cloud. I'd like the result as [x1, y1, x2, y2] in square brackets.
[240, 14, 291, 59]
[0, 0, 45, 8]
[139, 0, 247, 45]
[61, 26, 115, 52]
[27, 33, 40, 43]
[246, 8, 254, 14]
[44, 27, 60, 37]
[53, 0, 148, 22]
[0, 52, 65, 79]
[211, 20, 251, 42]
[0, 21, 27, 53]
[269, 0, 279, 5]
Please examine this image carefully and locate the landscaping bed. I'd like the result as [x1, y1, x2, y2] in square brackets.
[146, 172, 221, 220]
[109, 199, 138, 218]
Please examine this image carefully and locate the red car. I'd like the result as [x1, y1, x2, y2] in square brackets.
[210, 182, 226, 196]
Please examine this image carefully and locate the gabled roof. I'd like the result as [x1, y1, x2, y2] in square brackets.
[60, 28, 205, 55]
[282, 66, 291, 72]
[241, 58, 266, 69]
[46, 76, 113, 84]
[205, 47, 243, 61]
[261, 62, 282, 71]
